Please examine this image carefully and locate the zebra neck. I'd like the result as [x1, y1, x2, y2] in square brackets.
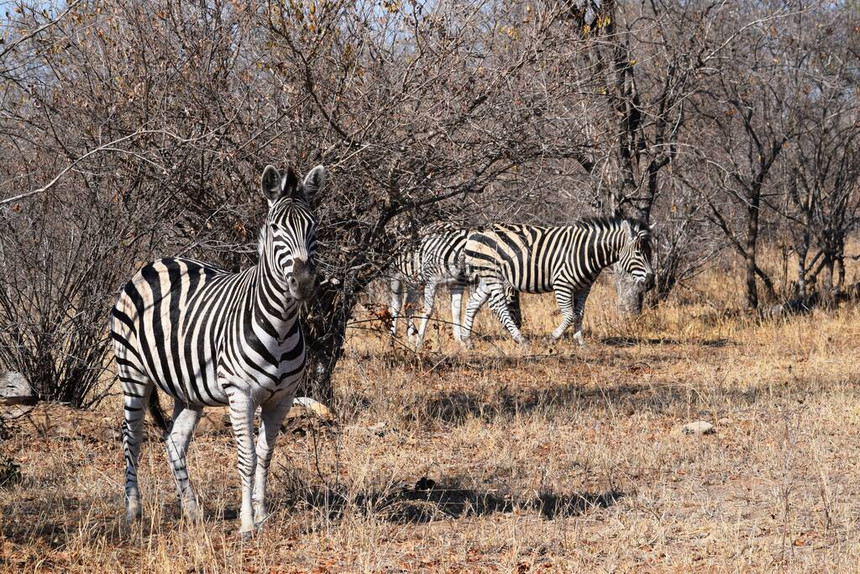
[253, 256, 297, 328]
[605, 228, 628, 264]
[578, 227, 626, 271]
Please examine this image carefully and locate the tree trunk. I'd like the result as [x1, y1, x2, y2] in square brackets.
[614, 266, 645, 316]
[744, 199, 760, 310]
[835, 237, 845, 293]
[821, 257, 835, 309]
[298, 280, 354, 405]
[796, 227, 809, 300]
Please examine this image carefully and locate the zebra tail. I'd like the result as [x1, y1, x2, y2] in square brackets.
[147, 392, 170, 437]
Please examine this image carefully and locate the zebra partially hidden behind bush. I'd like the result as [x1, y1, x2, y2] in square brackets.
[389, 224, 521, 350]
[461, 217, 654, 347]
[110, 164, 325, 537]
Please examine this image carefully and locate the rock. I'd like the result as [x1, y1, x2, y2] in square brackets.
[282, 397, 336, 434]
[0, 372, 36, 406]
[287, 397, 335, 423]
[717, 417, 733, 426]
[680, 421, 715, 435]
[1, 404, 35, 420]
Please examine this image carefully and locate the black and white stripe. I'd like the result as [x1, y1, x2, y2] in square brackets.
[461, 217, 654, 346]
[389, 226, 521, 349]
[110, 164, 325, 536]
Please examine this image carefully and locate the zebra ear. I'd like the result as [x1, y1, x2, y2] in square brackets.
[621, 219, 634, 239]
[296, 164, 326, 205]
[261, 165, 283, 205]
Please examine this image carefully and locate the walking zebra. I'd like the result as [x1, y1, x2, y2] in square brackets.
[461, 217, 653, 346]
[389, 225, 521, 349]
[110, 164, 325, 537]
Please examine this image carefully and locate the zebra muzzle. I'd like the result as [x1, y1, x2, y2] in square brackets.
[287, 259, 319, 301]
[636, 272, 655, 290]
[644, 272, 655, 290]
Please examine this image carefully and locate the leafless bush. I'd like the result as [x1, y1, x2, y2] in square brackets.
[0, 0, 857, 405]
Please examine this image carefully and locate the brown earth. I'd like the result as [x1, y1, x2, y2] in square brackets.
[1, 270, 859, 572]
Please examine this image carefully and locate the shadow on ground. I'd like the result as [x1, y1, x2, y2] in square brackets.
[404, 370, 847, 425]
[280, 478, 623, 524]
[362, 334, 733, 374]
[600, 336, 731, 348]
[410, 380, 774, 425]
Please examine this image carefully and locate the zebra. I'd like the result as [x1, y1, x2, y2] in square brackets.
[389, 225, 521, 349]
[110, 164, 325, 537]
[460, 217, 654, 346]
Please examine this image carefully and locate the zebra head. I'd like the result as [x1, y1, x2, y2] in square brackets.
[260, 164, 326, 302]
[618, 219, 655, 289]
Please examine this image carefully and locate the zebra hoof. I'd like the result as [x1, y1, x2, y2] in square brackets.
[239, 530, 254, 543]
[182, 507, 203, 523]
[126, 507, 142, 524]
[125, 497, 142, 523]
[459, 338, 473, 349]
[180, 495, 203, 522]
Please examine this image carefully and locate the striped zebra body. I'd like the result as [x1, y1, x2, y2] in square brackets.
[390, 226, 521, 349]
[111, 164, 325, 536]
[461, 217, 653, 346]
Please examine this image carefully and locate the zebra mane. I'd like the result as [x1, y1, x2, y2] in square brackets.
[573, 215, 650, 237]
[419, 220, 463, 235]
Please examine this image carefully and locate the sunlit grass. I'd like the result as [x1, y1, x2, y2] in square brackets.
[2, 264, 860, 571]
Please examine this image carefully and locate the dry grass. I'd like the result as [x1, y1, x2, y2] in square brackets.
[2, 266, 860, 572]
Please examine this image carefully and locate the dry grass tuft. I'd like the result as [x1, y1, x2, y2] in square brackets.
[2, 266, 860, 572]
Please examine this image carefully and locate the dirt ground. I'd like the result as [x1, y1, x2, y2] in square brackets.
[2, 271, 860, 573]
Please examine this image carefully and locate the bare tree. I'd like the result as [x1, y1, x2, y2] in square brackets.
[775, 5, 860, 304]
[549, 1, 747, 312]
[1, 0, 856, 407]
[690, 4, 805, 310]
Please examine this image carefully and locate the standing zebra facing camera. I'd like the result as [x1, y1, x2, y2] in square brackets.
[389, 224, 522, 350]
[461, 217, 654, 347]
[110, 164, 325, 537]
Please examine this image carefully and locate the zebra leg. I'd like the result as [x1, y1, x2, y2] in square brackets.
[390, 277, 404, 336]
[487, 283, 527, 345]
[506, 287, 523, 330]
[227, 392, 257, 537]
[571, 288, 591, 347]
[450, 284, 465, 341]
[404, 287, 420, 341]
[120, 370, 153, 524]
[165, 401, 203, 522]
[414, 281, 439, 350]
[461, 281, 491, 347]
[551, 287, 576, 341]
[252, 394, 294, 527]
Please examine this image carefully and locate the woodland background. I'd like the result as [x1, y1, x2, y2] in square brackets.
[0, 0, 858, 404]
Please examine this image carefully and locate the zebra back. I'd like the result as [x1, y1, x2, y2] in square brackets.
[464, 216, 654, 294]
